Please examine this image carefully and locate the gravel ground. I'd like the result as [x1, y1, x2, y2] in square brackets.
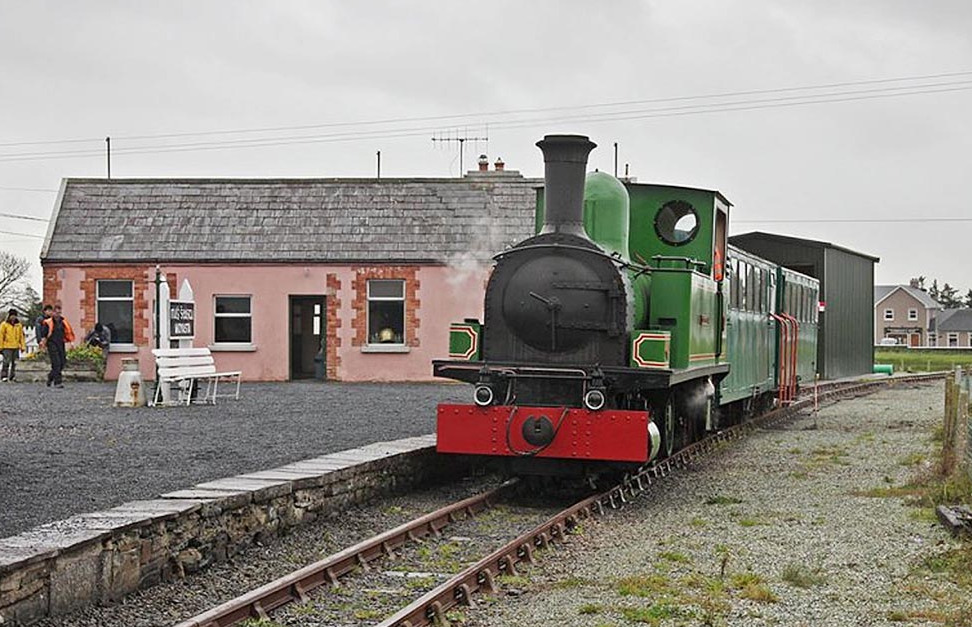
[0, 381, 463, 537]
[461, 382, 969, 627]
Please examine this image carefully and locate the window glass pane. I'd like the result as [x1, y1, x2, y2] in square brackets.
[97, 301, 133, 344]
[215, 317, 251, 343]
[368, 300, 404, 344]
[98, 280, 132, 298]
[216, 296, 251, 314]
[368, 280, 404, 299]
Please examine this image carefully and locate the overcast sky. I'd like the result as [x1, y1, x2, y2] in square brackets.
[1, 1, 970, 294]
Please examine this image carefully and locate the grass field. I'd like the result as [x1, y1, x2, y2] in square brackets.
[875, 348, 972, 373]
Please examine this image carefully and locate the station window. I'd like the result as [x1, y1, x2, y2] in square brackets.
[214, 295, 252, 344]
[96, 280, 134, 345]
[928, 332, 936, 347]
[948, 333, 959, 347]
[367, 279, 406, 345]
[908, 309, 918, 321]
[884, 309, 894, 321]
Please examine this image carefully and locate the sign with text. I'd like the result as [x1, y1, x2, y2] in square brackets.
[168, 300, 195, 339]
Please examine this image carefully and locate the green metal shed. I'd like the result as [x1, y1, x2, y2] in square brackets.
[728, 232, 879, 380]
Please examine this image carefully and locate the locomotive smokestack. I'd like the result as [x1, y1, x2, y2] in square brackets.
[537, 134, 596, 236]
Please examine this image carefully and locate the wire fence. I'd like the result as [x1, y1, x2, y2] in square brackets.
[943, 368, 971, 480]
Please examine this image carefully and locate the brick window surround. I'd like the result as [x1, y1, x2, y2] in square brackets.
[351, 266, 420, 348]
[325, 273, 342, 380]
[79, 267, 174, 346]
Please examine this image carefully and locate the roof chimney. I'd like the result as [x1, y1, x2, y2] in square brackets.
[478, 154, 489, 172]
[494, 157, 505, 172]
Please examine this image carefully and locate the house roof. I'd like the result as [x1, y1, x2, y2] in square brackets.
[874, 285, 942, 310]
[730, 231, 880, 262]
[41, 175, 541, 264]
[936, 308, 972, 332]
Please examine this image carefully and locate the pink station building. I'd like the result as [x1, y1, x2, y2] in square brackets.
[40, 165, 538, 382]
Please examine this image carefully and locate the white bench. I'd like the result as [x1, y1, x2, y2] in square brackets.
[151, 347, 242, 406]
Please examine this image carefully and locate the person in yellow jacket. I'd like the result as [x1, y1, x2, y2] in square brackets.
[38, 305, 75, 388]
[0, 308, 28, 382]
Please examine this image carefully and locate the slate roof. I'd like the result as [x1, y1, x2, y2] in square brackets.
[41, 175, 541, 264]
[936, 308, 972, 332]
[873, 285, 942, 310]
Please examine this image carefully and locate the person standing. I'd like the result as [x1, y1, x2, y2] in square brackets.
[34, 304, 52, 341]
[39, 305, 75, 388]
[0, 309, 27, 382]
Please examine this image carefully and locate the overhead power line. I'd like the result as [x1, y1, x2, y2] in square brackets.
[1, 68, 970, 149]
[0, 186, 58, 193]
[0, 72, 970, 164]
[0, 212, 49, 222]
[0, 229, 44, 239]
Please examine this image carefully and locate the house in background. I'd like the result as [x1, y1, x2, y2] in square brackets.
[933, 309, 972, 347]
[40, 163, 539, 382]
[873, 284, 942, 346]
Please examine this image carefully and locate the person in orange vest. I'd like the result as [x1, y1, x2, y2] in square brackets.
[38, 304, 75, 388]
[0, 308, 27, 382]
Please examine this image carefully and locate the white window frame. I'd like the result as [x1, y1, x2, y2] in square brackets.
[364, 279, 407, 351]
[212, 294, 254, 350]
[883, 309, 894, 321]
[96, 279, 135, 349]
[948, 332, 959, 347]
[907, 309, 918, 321]
[928, 332, 937, 347]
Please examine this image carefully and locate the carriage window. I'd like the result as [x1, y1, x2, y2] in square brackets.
[738, 262, 747, 310]
[654, 200, 700, 246]
[731, 259, 739, 308]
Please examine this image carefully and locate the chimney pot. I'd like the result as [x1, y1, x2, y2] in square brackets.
[494, 157, 505, 171]
[478, 154, 489, 172]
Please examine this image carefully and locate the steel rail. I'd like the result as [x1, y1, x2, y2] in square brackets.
[377, 372, 944, 627]
[174, 481, 517, 627]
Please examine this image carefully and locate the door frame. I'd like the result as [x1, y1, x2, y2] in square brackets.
[288, 294, 327, 380]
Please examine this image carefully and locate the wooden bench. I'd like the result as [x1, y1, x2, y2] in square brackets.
[151, 347, 242, 406]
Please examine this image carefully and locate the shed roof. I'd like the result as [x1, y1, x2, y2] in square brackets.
[936, 308, 972, 332]
[874, 285, 941, 310]
[41, 175, 541, 264]
[730, 231, 880, 262]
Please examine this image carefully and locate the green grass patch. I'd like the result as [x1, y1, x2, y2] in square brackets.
[729, 572, 763, 588]
[619, 603, 681, 624]
[616, 573, 671, 597]
[738, 582, 778, 603]
[659, 550, 691, 564]
[497, 574, 531, 588]
[875, 347, 972, 373]
[690, 516, 706, 527]
[737, 517, 766, 527]
[578, 603, 602, 615]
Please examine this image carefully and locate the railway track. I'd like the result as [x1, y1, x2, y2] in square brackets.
[175, 373, 943, 627]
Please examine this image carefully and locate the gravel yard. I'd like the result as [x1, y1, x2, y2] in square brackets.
[0, 381, 463, 538]
[30, 474, 506, 627]
[465, 382, 969, 626]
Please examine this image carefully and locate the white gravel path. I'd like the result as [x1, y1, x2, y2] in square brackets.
[465, 382, 968, 627]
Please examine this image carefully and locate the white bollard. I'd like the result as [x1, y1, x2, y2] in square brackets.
[114, 358, 147, 407]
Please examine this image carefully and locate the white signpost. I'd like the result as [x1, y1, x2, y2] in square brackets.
[155, 276, 196, 405]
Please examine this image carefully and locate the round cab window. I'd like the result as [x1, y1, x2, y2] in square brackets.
[655, 200, 699, 246]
